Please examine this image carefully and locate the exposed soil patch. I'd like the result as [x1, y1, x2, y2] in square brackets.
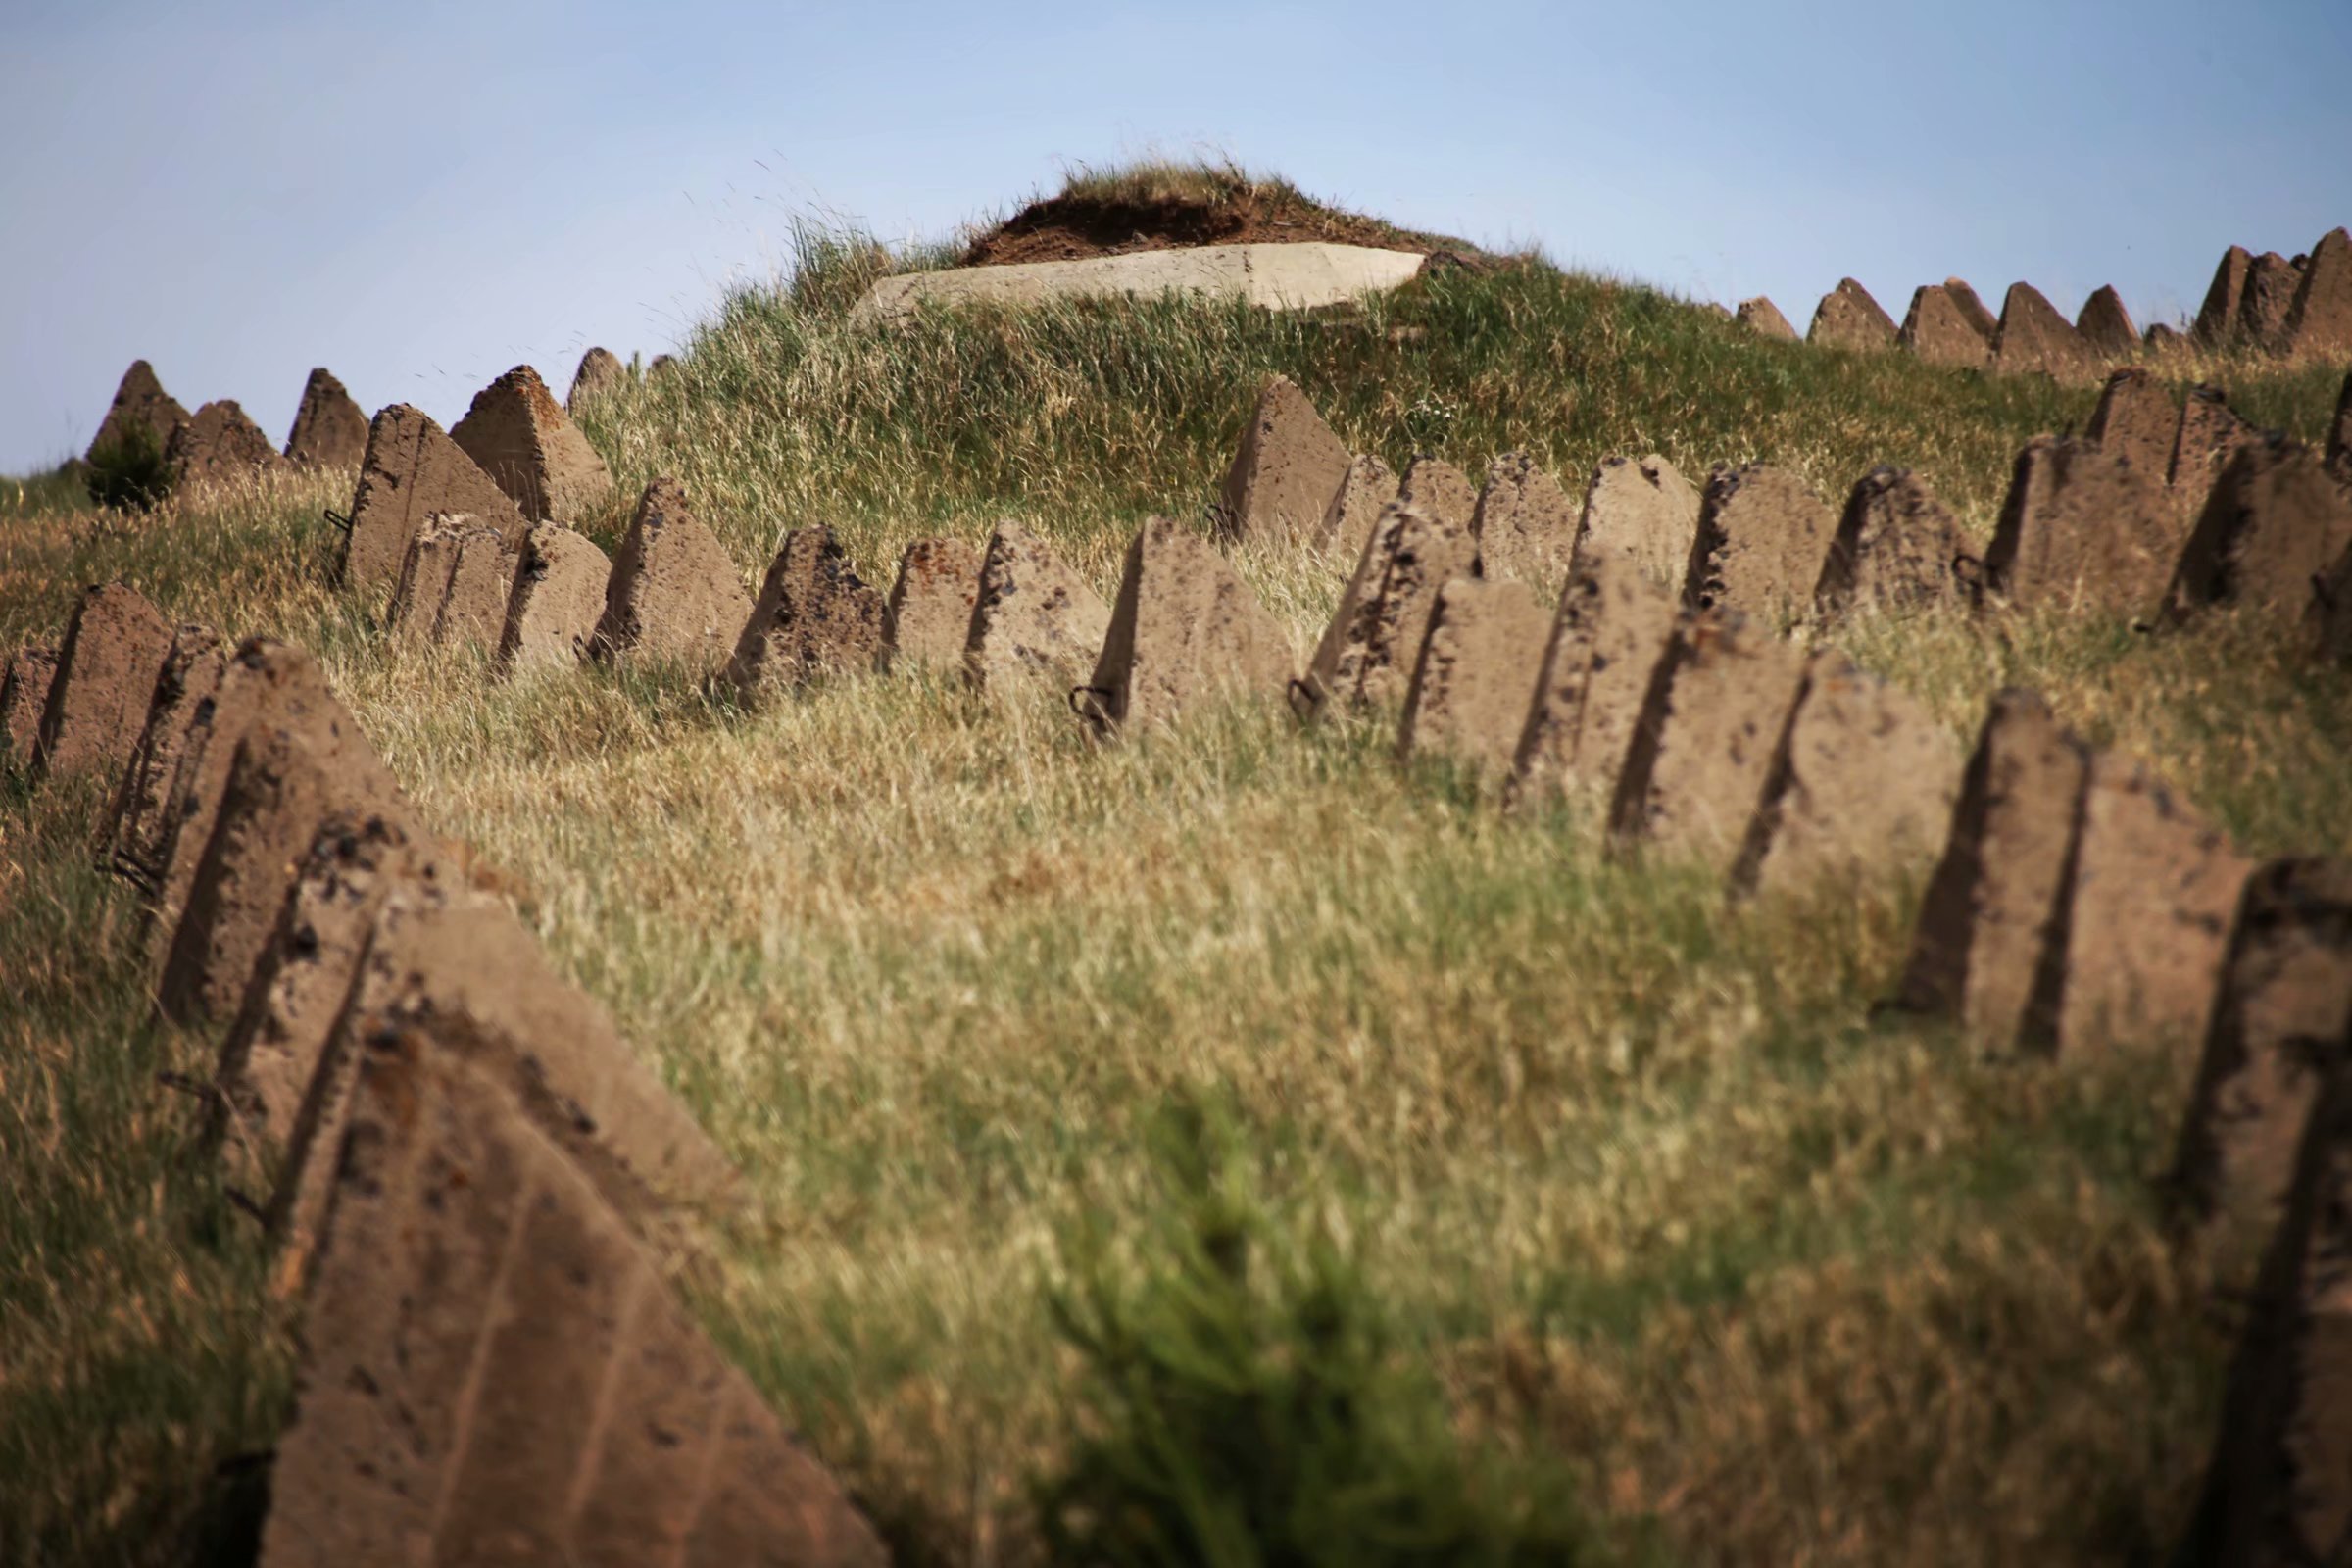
[961, 184, 1469, 268]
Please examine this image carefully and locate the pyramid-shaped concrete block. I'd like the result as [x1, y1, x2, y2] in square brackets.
[1989, 282, 2102, 383]
[103, 624, 225, 884]
[257, 994, 875, 1568]
[1895, 689, 2090, 1049]
[2083, 367, 2180, 481]
[283, 368, 368, 468]
[2282, 226, 2352, 363]
[167, 400, 286, 490]
[1984, 436, 2183, 615]
[1214, 375, 1351, 543]
[1735, 296, 1797, 340]
[2167, 858, 2352, 1276]
[566, 345, 625, 411]
[2168, 383, 2264, 505]
[725, 527, 887, 696]
[1509, 545, 1679, 810]
[437, 527, 521, 651]
[1576, 454, 1699, 592]
[963, 523, 1110, 690]
[2329, 372, 2351, 479]
[499, 523, 612, 671]
[449, 364, 613, 523]
[1815, 467, 1969, 616]
[1606, 608, 1808, 874]
[2195, 246, 2255, 346]
[1679, 464, 1836, 628]
[1473, 453, 1577, 588]
[1729, 651, 1961, 898]
[1083, 516, 1292, 733]
[2170, 439, 2352, 621]
[2023, 753, 2251, 1061]
[1396, 454, 1477, 532]
[2238, 251, 2300, 351]
[0, 644, 61, 771]
[340, 405, 528, 599]
[1807, 278, 1897, 350]
[591, 477, 751, 670]
[145, 648, 268, 961]
[1299, 499, 1480, 715]
[2075, 285, 2139, 357]
[1897, 285, 1990, 368]
[1318, 453, 1397, 562]
[387, 514, 492, 645]
[85, 359, 188, 463]
[1396, 575, 1550, 781]
[34, 580, 172, 780]
[1942, 278, 1999, 341]
[2144, 322, 2188, 356]
[880, 537, 985, 674]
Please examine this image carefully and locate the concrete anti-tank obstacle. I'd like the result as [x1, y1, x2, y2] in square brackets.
[1082, 516, 1292, 734]
[2195, 245, 2255, 346]
[1396, 576, 1551, 781]
[449, 364, 613, 524]
[2022, 752, 2252, 1062]
[2238, 251, 2300, 352]
[567, 345, 625, 412]
[1988, 282, 2102, 383]
[857, 241, 1425, 323]
[1896, 285, 1990, 368]
[1679, 464, 1837, 628]
[85, 359, 189, 463]
[964, 522, 1111, 691]
[1575, 454, 1699, 591]
[1607, 607, 1808, 875]
[881, 537, 985, 674]
[1298, 498, 1481, 717]
[0, 645, 61, 770]
[2075, 285, 2138, 357]
[103, 624, 225, 885]
[2330, 371, 2351, 479]
[167, 400, 287, 490]
[33, 580, 173, 781]
[1895, 689, 2091, 1049]
[1942, 278, 1999, 342]
[1807, 277, 1898, 350]
[1473, 453, 1578, 589]
[1508, 545, 1680, 810]
[500, 522, 612, 671]
[2282, 226, 2352, 363]
[1729, 650, 1961, 899]
[282, 368, 368, 468]
[340, 404, 529, 600]
[1735, 296, 1797, 340]
[1982, 436, 2181, 615]
[2168, 438, 2352, 622]
[1318, 453, 1397, 562]
[257, 1001, 878, 1568]
[387, 514, 500, 646]
[1214, 374, 1352, 544]
[2144, 322, 2188, 356]
[724, 527, 887, 696]
[591, 476, 752, 671]
[1814, 466, 1969, 617]
[2166, 858, 2352, 1279]
[2180, 1055, 2352, 1568]
[2082, 366, 2179, 482]
[1396, 454, 1477, 535]
[437, 527, 521, 651]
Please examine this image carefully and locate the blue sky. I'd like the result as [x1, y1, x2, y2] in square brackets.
[3, 0, 2347, 474]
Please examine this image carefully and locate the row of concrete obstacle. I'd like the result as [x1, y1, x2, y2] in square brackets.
[1728, 224, 2352, 381]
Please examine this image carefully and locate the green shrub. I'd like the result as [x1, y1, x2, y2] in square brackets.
[1034, 1095, 1648, 1568]
[83, 421, 174, 512]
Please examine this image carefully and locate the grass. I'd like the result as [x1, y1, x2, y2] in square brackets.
[3, 176, 2349, 1564]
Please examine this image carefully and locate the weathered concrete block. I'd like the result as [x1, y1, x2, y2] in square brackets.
[104, 624, 225, 884]
[2083, 366, 2179, 482]
[1509, 546, 1679, 808]
[880, 537, 984, 674]
[85, 359, 187, 463]
[1396, 454, 1477, 533]
[282, 368, 368, 468]
[147, 651, 267, 957]
[1680, 464, 1836, 627]
[1983, 436, 2183, 615]
[964, 523, 1110, 690]
[2170, 439, 2352, 621]
[2329, 371, 2351, 479]
[566, 346, 625, 411]
[1214, 375, 1351, 544]
[1607, 608, 1807, 874]
[1473, 453, 1576, 588]
[2145, 322, 2188, 356]
[1896, 689, 2090, 1048]
[499, 524, 611, 671]
[1576, 453, 1699, 591]
[2239, 251, 2300, 351]
[1730, 651, 1961, 898]
[166, 400, 285, 491]
[1, 645, 61, 771]
[858, 241, 1425, 322]
[2195, 246, 2255, 346]
[2169, 382, 2265, 524]
[1318, 453, 1397, 562]
[1084, 516, 1292, 733]
[34, 581, 172, 780]
[450, 364, 612, 523]
[1989, 282, 2102, 383]
[591, 477, 751, 670]
[340, 404, 528, 599]
[1396, 576, 1550, 780]
[724, 527, 886, 696]
[2074, 285, 2139, 357]
[2283, 226, 2352, 363]
[1807, 278, 1897, 350]
[387, 514, 501, 647]
[1299, 500, 1480, 714]
[2026, 754, 2252, 1060]
[445, 529, 522, 650]
[1735, 296, 1797, 340]
[257, 997, 873, 1568]
[1815, 466, 1968, 616]
[1943, 278, 2000, 342]
[2168, 859, 2352, 1272]
[1897, 285, 1990, 368]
